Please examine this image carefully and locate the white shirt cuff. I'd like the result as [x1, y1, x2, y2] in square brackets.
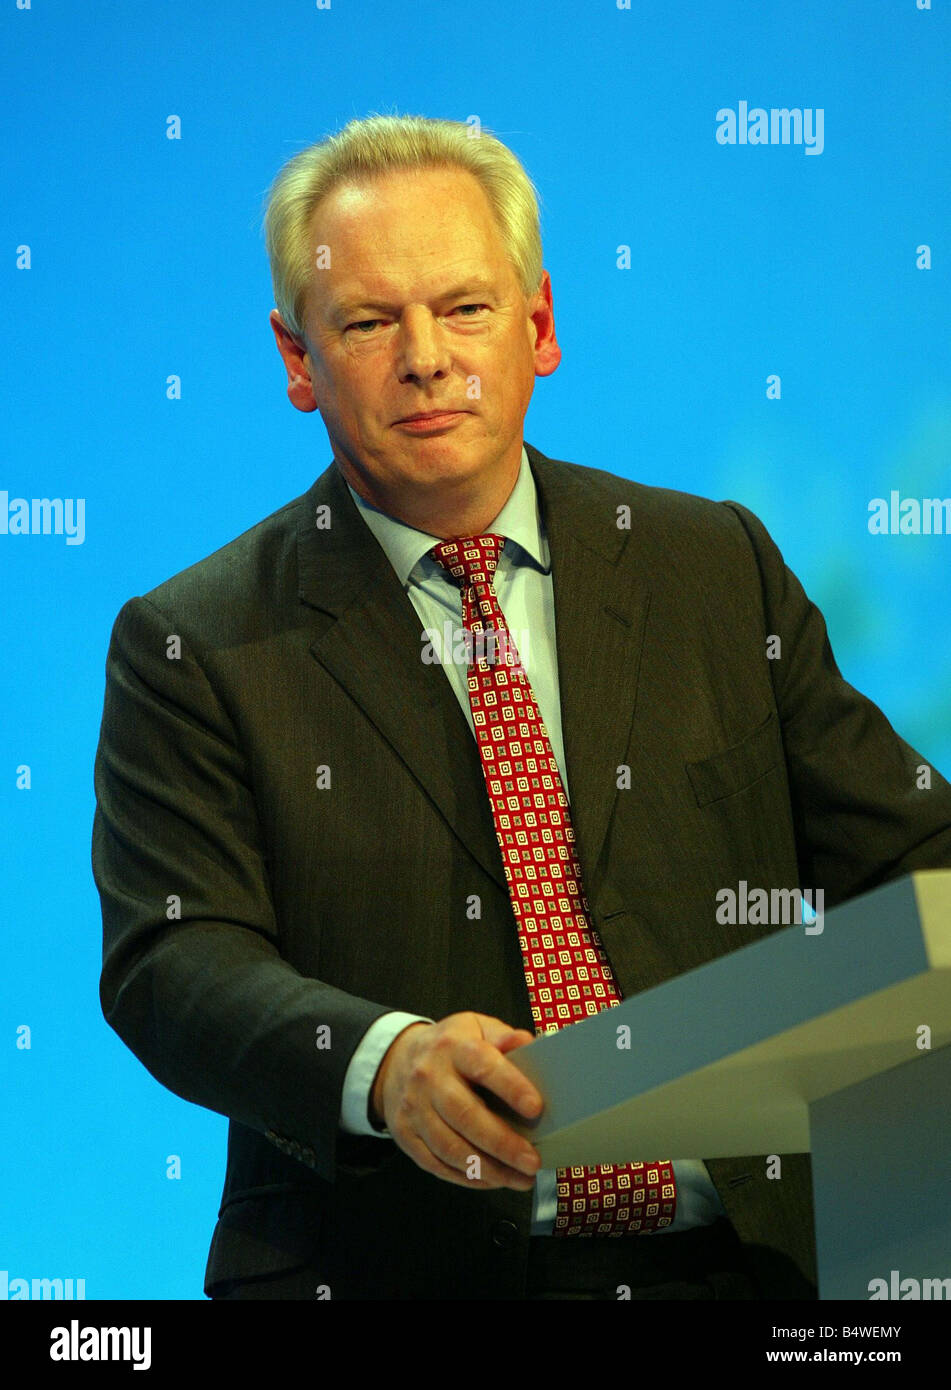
[339, 1012, 433, 1136]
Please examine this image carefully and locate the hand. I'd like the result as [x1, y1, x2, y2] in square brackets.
[370, 1012, 543, 1191]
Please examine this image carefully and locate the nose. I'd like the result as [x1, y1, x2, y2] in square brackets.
[396, 305, 451, 385]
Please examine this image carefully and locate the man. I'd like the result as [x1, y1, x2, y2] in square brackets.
[93, 115, 951, 1301]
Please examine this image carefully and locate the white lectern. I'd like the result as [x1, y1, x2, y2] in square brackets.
[508, 870, 951, 1299]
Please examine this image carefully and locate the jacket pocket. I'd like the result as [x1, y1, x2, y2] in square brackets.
[204, 1188, 326, 1291]
[686, 710, 783, 807]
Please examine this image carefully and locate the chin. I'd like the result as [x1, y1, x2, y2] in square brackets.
[400, 445, 487, 473]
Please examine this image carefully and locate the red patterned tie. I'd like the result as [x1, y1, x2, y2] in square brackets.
[430, 534, 676, 1235]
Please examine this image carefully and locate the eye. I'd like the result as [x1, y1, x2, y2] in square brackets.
[454, 303, 487, 316]
[347, 319, 382, 333]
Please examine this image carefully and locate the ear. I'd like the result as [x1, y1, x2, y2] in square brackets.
[269, 310, 319, 413]
[529, 270, 561, 378]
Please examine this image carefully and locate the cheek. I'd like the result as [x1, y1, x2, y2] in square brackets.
[319, 367, 371, 416]
[494, 346, 534, 404]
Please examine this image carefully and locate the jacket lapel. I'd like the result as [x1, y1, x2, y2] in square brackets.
[296, 445, 651, 908]
[527, 444, 651, 906]
[296, 460, 507, 891]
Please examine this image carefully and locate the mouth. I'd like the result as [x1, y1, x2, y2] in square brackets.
[395, 409, 466, 422]
[394, 410, 469, 432]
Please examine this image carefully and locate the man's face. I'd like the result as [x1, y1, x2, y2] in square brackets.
[269, 165, 559, 525]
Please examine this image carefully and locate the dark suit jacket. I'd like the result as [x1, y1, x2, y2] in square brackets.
[92, 442, 951, 1299]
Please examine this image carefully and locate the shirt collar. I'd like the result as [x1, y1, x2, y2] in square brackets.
[343, 445, 550, 588]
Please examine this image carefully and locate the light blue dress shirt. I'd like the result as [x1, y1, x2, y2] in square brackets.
[337, 446, 725, 1234]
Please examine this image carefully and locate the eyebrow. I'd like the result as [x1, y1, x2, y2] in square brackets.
[327, 278, 497, 322]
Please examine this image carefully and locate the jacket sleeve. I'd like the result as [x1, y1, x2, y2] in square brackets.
[724, 500, 951, 902]
[92, 594, 392, 1182]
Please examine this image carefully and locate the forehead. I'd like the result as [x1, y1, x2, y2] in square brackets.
[307, 166, 515, 308]
[313, 165, 498, 241]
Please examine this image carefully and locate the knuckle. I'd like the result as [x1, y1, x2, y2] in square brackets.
[447, 1092, 481, 1133]
[392, 1094, 419, 1132]
[431, 1026, 458, 1055]
[407, 1059, 434, 1090]
[462, 1041, 496, 1084]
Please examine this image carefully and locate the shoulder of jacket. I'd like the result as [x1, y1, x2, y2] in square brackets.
[527, 442, 755, 542]
[134, 486, 311, 638]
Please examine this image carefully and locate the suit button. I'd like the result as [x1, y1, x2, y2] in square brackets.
[491, 1220, 519, 1249]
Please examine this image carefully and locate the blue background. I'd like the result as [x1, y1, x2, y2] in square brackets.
[2, 0, 948, 1298]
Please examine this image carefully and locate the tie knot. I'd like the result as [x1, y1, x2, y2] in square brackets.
[430, 534, 505, 589]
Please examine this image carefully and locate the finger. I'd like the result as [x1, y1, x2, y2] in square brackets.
[477, 1016, 536, 1053]
[395, 1103, 537, 1191]
[455, 1030, 544, 1123]
[495, 1028, 536, 1054]
[475, 1017, 533, 1045]
[433, 1071, 541, 1178]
